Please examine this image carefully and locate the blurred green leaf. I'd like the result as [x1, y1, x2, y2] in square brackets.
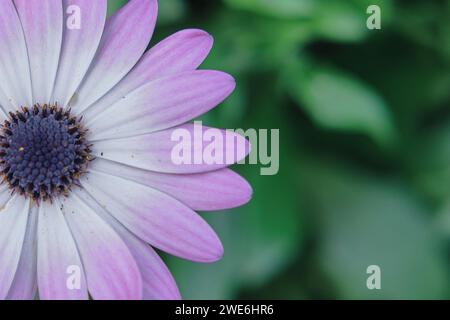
[157, 0, 186, 25]
[312, 0, 368, 42]
[286, 63, 397, 146]
[407, 122, 450, 202]
[223, 0, 316, 19]
[300, 159, 449, 299]
[202, 9, 312, 74]
[435, 200, 450, 238]
[233, 161, 302, 286]
[394, 1, 450, 59]
[317, 0, 395, 42]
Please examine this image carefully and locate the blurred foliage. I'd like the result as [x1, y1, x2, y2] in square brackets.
[109, 0, 450, 299]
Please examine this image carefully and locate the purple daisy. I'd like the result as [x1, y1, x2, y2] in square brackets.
[0, 0, 252, 300]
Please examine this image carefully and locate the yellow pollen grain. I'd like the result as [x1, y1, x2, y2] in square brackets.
[19, 147, 25, 152]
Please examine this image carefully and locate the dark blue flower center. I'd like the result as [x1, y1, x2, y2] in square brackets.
[0, 105, 91, 201]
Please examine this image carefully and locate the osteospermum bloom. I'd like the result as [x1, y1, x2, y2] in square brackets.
[0, 0, 251, 300]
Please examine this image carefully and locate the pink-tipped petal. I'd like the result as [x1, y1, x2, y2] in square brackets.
[51, 0, 107, 107]
[92, 159, 252, 211]
[6, 206, 38, 300]
[37, 201, 88, 300]
[0, 0, 32, 110]
[0, 194, 30, 299]
[75, 188, 181, 300]
[133, 244, 181, 300]
[14, 0, 63, 104]
[59, 194, 143, 300]
[92, 124, 251, 174]
[81, 171, 224, 263]
[88, 71, 235, 140]
[83, 29, 214, 121]
[70, 0, 158, 114]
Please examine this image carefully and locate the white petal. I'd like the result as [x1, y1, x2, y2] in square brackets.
[81, 170, 224, 262]
[0, 194, 30, 299]
[6, 206, 38, 300]
[14, 0, 63, 104]
[87, 71, 235, 141]
[0, 0, 33, 109]
[51, 0, 107, 107]
[0, 90, 11, 119]
[60, 193, 143, 300]
[37, 201, 88, 300]
[70, 0, 158, 114]
[92, 124, 251, 174]
[74, 188, 181, 300]
[83, 28, 213, 122]
[92, 159, 252, 211]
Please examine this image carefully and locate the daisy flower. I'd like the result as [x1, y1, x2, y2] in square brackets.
[0, 0, 252, 300]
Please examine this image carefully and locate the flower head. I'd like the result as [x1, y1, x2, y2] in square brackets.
[0, 0, 251, 300]
[1, 105, 91, 201]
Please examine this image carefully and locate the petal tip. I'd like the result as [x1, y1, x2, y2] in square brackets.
[238, 175, 253, 206]
[178, 28, 214, 56]
[204, 237, 225, 263]
[218, 72, 237, 99]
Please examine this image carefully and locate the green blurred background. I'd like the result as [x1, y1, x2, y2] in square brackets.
[109, 0, 450, 299]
